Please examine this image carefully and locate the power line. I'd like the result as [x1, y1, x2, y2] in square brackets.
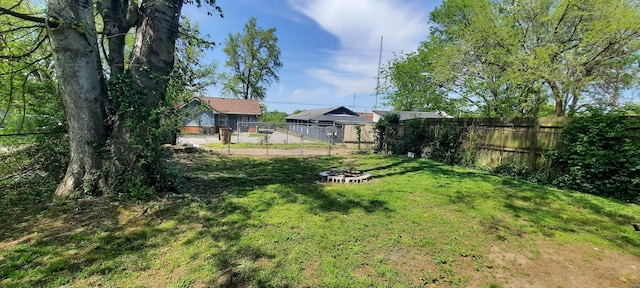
[262, 100, 375, 109]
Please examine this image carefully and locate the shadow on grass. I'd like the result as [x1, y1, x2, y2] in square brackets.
[497, 178, 640, 250]
[0, 153, 392, 287]
[181, 154, 392, 215]
[0, 195, 274, 287]
[360, 155, 640, 253]
[2, 153, 639, 287]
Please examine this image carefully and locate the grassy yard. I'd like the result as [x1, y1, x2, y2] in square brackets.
[204, 141, 331, 149]
[1, 153, 639, 287]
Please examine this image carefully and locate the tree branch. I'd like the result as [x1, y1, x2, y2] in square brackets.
[0, 24, 44, 34]
[0, 30, 48, 60]
[0, 7, 46, 24]
[0, 54, 52, 76]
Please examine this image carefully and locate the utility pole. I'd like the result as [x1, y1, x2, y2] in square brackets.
[375, 35, 383, 110]
[352, 92, 355, 110]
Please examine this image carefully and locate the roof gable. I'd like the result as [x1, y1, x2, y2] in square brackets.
[286, 106, 359, 121]
[195, 97, 261, 115]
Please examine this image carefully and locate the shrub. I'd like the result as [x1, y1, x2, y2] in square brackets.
[0, 134, 68, 208]
[550, 109, 640, 203]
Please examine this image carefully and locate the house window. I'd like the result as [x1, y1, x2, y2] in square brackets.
[242, 117, 248, 127]
[218, 115, 228, 127]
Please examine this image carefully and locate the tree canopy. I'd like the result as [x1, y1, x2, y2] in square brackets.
[383, 0, 640, 117]
[0, 0, 62, 143]
[222, 17, 282, 100]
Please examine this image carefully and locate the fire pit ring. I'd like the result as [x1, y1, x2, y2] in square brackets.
[318, 169, 372, 183]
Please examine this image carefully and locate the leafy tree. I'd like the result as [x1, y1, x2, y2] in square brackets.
[257, 104, 286, 122]
[291, 109, 305, 115]
[621, 102, 640, 115]
[171, 17, 219, 99]
[222, 17, 282, 100]
[386, 0, 640, 117]
[2, 0, 222, 197]
[380, 41, 460, 116]
[260, 111, 288, 123]
[0, 0, 63, 144]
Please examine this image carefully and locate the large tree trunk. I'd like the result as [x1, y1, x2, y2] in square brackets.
[46, 0, 109, 196]
[46, 0, 183, 197]
[131, 0, 183, 107]
[547, 80, 565, 117]
[100, 0, 139, 75]
[108, 0, 183, 184]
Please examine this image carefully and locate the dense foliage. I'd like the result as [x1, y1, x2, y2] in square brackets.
[374, 113, 400, 153]
[551, 110, 640, 202]
[387, 119, 472, 166]
[259, 111, 288, 123]
[0, 135, 68, 207]
[222, 17, 282, 100]
[382, 0, 640, 117]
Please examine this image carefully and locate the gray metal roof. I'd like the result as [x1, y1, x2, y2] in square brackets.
[373, 110, 452, 120]
[286, 106, 356, 121]
[313, 114, 372, 124]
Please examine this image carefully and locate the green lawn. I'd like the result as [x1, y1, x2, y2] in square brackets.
[204, 141, 331, 149]
[1, 154, 639, 287]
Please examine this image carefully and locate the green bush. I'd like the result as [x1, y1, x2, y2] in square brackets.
[399, 119, 471, 166]
[0, 134, 68, 208]
[374, 113, 400, 153]
[550, 109, 640, 203]
[492, 161, 552, 184]
[391, 119, 429, 156]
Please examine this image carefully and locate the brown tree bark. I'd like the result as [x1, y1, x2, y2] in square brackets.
[46, 0, 109, 196]
[547, 80, 565, 117]
[131, 0, 183, 107]
[46, 0, 184, 196]
[107, 0, 183, 178]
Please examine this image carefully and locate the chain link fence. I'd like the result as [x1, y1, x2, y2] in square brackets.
[177, 122, 350, 156]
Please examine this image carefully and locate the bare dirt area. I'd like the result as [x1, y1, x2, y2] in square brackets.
[483, 240, 640, 287]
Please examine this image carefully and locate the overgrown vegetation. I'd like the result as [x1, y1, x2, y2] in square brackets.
[105, 73, 183, 199]
[550, 109, 640, 203]
[374, 113, 400, 153]
[377, 112, 640, 203]
[377, 118, 474, 166]
[0, 135, 68, 208]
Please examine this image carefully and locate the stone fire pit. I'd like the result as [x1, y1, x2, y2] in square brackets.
[318, 169, 372, 183]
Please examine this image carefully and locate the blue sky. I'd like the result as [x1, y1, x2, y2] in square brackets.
[182, 0, 442, 114]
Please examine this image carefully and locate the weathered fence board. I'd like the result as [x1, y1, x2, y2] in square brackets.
[397, 117, 568, 169]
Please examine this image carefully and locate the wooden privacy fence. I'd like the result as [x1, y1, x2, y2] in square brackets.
[397, 117, 569, 169]
[342, 124, 376, 148]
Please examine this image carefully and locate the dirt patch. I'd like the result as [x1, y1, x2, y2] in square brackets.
[359, 240, 640, 287]
[386, 248, 440, 285]
[487, 240, 640, 287]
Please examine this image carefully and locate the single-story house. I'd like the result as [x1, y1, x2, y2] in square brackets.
[286, 106, 372, 142]
[372, 110, 452, 122]
[179, 97, 261, 134]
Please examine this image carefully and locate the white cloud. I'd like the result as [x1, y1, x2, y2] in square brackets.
[288, 0, 430, 97]
[291, 87, 333, 100]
